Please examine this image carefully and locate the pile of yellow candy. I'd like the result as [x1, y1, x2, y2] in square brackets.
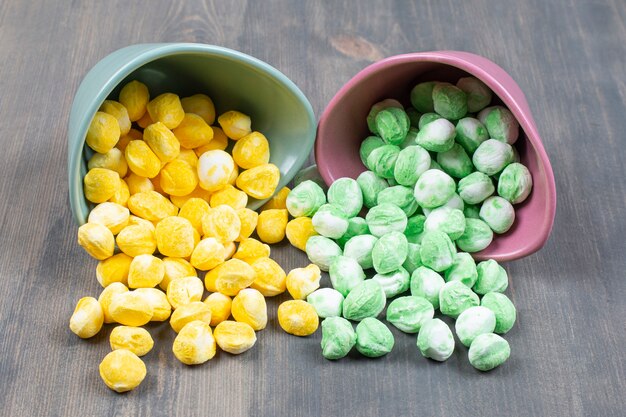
[71, 80, 324, 393]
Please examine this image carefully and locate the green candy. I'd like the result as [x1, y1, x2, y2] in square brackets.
[455, 306, 496, 347]
[386, 296, 434, 333]
[472, 139, 514, 176]
[305, 235, 342, 271]
[321, 317, 356, 360]
[307, 288, 345, 318]
[416, 318, 455, 361]
[405, 214, 426, 238]
[375, 107, 410, 146]
[365, 203, 407, 237]
[367, 99, 403, 134]
[444, 252, 478, 287]
[311, 204, 349, 239]
[343, 234, 378, 270]
[423, 207, 466, 241]
[293, 165, 327, 190]
[455, 117, 489, 155]
[457, 171, 495, 205]
[481, 292, 516, 334]
[422, 193, 464, 217]
[478, 105, 519, 145]
[372, 267, 410, 298]
[327, 177, 363, 218]
[456, 218, 493, 253]
[432, 84, 468, 120]
[410, 266, 445, 309]
[456, 77, 492, 113]
[329, 255, 366, 296]
[416, 118, 456, 152]
[377, 185, 419, 216]
[399, 127, 419, 149]
[429, 159, 443, 171]
[402, 242, 422, 274]
[463, 204, 480, 219]
[419, 231, 456, 272]
[413, 169, 456, 208]
[336, 217, 369, 247]
[387, 177, 398, 186]
[418, 112, 442, 129]
[342, 280, 386, 321]
[366, 144, 401, 179]
[479, 196, 515, 234]
[473, 260, 508, 295]
[410, 81, 438, 113]
[393, 145, 431, 187]
[436, 143, 473, 178]
[286, 180, 326, 217]
[468, 333, 510, 371]
[439, 281, 479, 319]
[357, 170, 389, 209]
[497, 162, 533, 204]
[372, 232, 408, 274]
[406, 107, 422, 128]
[355, 317, 394, 358]
[360, 136, 385, 167]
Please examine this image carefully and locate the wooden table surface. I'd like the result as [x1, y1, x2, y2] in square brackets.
[1, 1, 625, 416]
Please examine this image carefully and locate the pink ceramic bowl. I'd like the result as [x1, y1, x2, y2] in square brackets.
[315, 51, 556, 261]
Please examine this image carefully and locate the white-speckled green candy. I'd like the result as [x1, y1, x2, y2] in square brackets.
[365, 203, 407, 237]
[455, 306, 496, 347]
[481, 292, 516, 334]
[478, 105, 519, 145]
[424, 207, 466, 241]
[359, 136, 385, 167]
[393, 145, 431, 187]
[455, 117, 489, 155]
[321, 316, 356, 360]
[422, 193, 464, 217]
[479, 196, 515, 234]
[402, 242, 422, 273]
[472, 139, 514, 176]
[367, 99, 403, 134]
[366, 144, 401, 179]
[377, 185, 419, 216]
[343, 234, 377, 270]
[473, 260, 508, 295]
[357, 170, 389, 209]
[416, 118, 456, 152]
[444, 252, 478, 287]
[468, 333, 510, 371]
[432, 83, 468, 120]
[456, 77, 492, 113]
[457, 171, 495, 205]
[410, 266, 445, 309]
[464, 204, 480, 219]
[386, 296, 434, 333]
[439, 281, 479, 319]
[305, 235, 342, 271]
[375, 107, 410, 146]
[372, 231, 408, 274]
[419, 231, 456, 272]
[372, 267, 410, 298]
[327, 177, 363, 218]
[413, 169, 456, 208]
[307, 288, 345, 318]
[405, 214, 426, 243]
[456, 218, 494, 253]
[286, 180, 327, 217]
[399, 127, 419, 149]
[497, 162, 533, 204]
[312, 204, 349, 239]
[416, 318, 455, 361]
[410, 81, 438, 113]
[355, 317, 394, 358]
[342, 280, 386, 321]
[418, 112, 443, 129]
[436, 143, 473, 179]
[336, 217, 369, 247]
[328, 255, 366, 296]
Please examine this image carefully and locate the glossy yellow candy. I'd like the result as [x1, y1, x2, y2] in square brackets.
[194, 126, 228, 155]
[109, 326, 154, 356]
[203, 292, 232, 326]
[84, 168, 120, 204]
[260, 186, 290, 211]
[169, 301, 212, 333]
[231, 288, 267, 331]
[155, 216, 195, 258]
[77, 223, 115, 260]
[167, 276, 204, 309]
[178, 198, 210, 233]
[204, 258, 256, 296]
[100, 100, 131, 136]
[173, 113, 214, 149]
[177, 149, 199, 168]
[286, 264, 321, 300]
[232, 131, 270, 169]
[285, 217, 318, 251]
[190, 237, 225, 271]
[172, 321, 216, 365]
[98, 282, 129, 323]
[143, 121, 181, 163]
[69, 296, 104, 338]
[235, 208, 258, 242]
[109, 291, 154, 326]
[128, 254, 164, 288]
[136, 110, 154, 129]
[218, 110, 251, 140]
[232, 238, 270, 263]
[99, 349, 147, 392]
[256, 208, 288, 244]
[128, 191, 178, 221]
[214, 321, 257, 354]
[125, 173, 154, 195]
[160, 257, 197, 291]
[109, 179, 130, 207]
[125, 140, 161, 178]
[197, 150, 235, 192]
[181, 94, 216, 125]
[134, 287, 172, 321]
[96, 253, 132, 287]
[88, 147, 128, 178]
[147, 93, 185, 129]
[277, 300, 319, 336]
[116, 224, 156, 257]
[119, 80, 150, 122]
[236, 163, 280, 200]
[208, 185, 247, 210]
[169, 187, 212, 208]
[158, 160, 197, 197]
[87, 202, 130, 235]
[249, 257, 287, 297]
[202, 205, 241, 243]
[86, 111, 120, 153]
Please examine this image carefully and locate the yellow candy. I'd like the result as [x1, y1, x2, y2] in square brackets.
[98, 282, 129, 323]
[125, 140, 161, 178]
[87, 202, 130, 235]
[128, 191, 178, 221]
[178, 197, 210, 234]
[147, 93, 185, 129]
[202, 205, 241, 243]
[160, 160, 198, 196]
[143, 121, 181, 163]
[169, 187, 212, 208]
[109, 179, 130, 207]
[190, 237, 225, 271]
[256, 208, 288, 244]
[117, 128, 143, 152]
[116, 224, 156, 257]
[119, 80, 150, 122]
[172, 321, 216, 365]
[204, 292, 232, 326]
[249, 257, 287, 297]
[173, 113, 214, 149]
[232, 131, 270, 169]
[137, 111, 154, 129]
[167, 276, 204, 309]
[214, 321, 257, 354]
[150, 172, 167, 196]
[125, 173, 154, 195]
[86, 111, 120, 153]
[194, 126, 228, 155]
[109, 291, 154, 326]
[128, 254, 164, 288]
[277, 300, 320, 336]
[128, 214, 156, 229]
[154, 216, 195, 258]
[285, 217, 318, 251]
[236, 163, 280, 199]
[160, 257, 196, 291]
[100, 100, 131, 136]
[223, 241, 236, 260]
[209, 185, 248, 210]
[197, 150, 235, 192]
[235, 208, 258, 242]
[232, 238, 270, 263]
[181, 94, 216, 125]
[177, 149, 199, 168]
[204, 258, 256, 296]
[69, 296, 104, 338]
[286, 264, 321, 300]
[218, 110, 251, 140]
[84, 168, 120, 204]
[96, 253, 132, 287]
[169, 301, 212, 333]
[99, 349, 147, 392]
[228, 163, 239, 185]
[231, 288, 267, 331]
[260, 186, 290, 211]
[77, 223, 115, 260]
[109, 326, 154, 357]
[88, 147, 128, 178]
[134, 287, 172, 321]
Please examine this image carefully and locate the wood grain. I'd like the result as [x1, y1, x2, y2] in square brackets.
[0, 0, 624, 416]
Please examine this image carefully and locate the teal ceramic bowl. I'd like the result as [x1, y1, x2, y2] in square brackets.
[68, 43, 316, 225]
